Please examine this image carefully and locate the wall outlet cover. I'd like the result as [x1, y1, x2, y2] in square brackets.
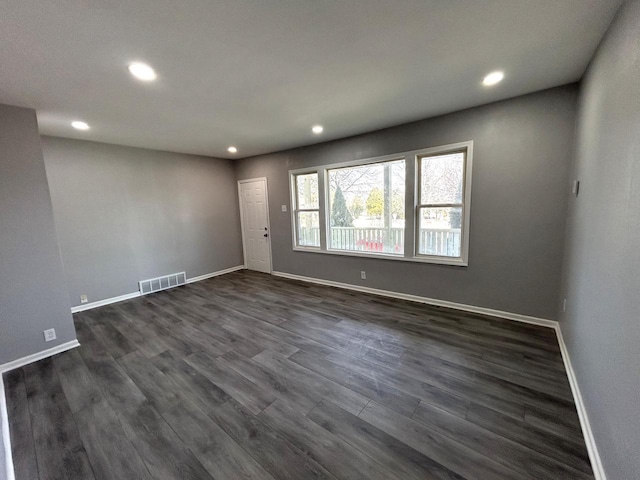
[44, 328, 57, 342]
[360, 271, 366, 280]
[281, 205, 287, 212]
[80, 294, 88, 303]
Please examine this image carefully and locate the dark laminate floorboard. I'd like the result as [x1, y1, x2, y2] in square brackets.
[110, 304, 170, 358]
[289, 350, 421, 417]
[360, 401, 529, 480]
[52, 349, 103, 414]
[23, 359, 96, 480]
[363, 348, 527, 419]
[137, 315, 198, 358]
[4, 369, 39, 480]
[117, 403, 214, 480]
[83, 306, 137, 359]
[321, 350, 470, 418]
[252, 350, 371, 416]
[144, 289, 208, 323]
[3, 270, 594, 480]
[365, 347, 576, 417]
[234, 313, 350, 358]
[209, 399, 338, 480]
[466, 402, 593, 474]
[117, 351, 184, 413]
[412, 400, 592, 480]
[259, 399, 402, 480]
[524, 403, 585, 442]
[167, 320, 230, 357]
[115, 296, 179, 326]
[162, 400, 276, 480]
[74, 316, 147, 412]
[331, 318, 572, 395]
[191, 317, 265, 358]
[150, 350, 230, 414]
[307, 399, 465, 480]
[218, 318, 300, 357]
[74, 399, 153, 480]
[279, 317, 386, 357]
[218, 350, 319, 413]
[185, 351, 276, 415]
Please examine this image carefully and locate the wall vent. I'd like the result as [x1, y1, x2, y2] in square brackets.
[138, 271, 187, 295]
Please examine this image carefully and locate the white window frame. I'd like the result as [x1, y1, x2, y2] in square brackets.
[291, 171, 321, 249]
[414, 143, 473, 266]
[288, 140, 473, 266]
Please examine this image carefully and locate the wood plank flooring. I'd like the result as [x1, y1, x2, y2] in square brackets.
[3, 270, 594, 479]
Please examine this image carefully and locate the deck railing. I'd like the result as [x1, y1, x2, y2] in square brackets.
[299, 227, 461, 257]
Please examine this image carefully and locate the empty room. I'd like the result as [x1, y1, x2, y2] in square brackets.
[1, 1, 638, 479]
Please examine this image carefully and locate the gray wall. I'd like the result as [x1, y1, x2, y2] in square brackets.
[236, 85, 577, 320]
[560, 1, 640, 478]
[0, 105, 76, 364]
[41, 137, 244, 308]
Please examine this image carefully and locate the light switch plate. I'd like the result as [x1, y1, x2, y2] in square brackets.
[281, 205, 287, 212]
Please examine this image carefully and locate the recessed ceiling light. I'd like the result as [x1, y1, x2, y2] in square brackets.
[71, 121, 90, 130]
[128, 62, 157, 81]
[227, 146, 238, 153]
[482, 71, 504, 86]
[312, 125, 324, 134]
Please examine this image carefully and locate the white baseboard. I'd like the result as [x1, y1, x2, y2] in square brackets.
[272, 271, 558, 328]
[186, 265, 245, 284]
[0, 340, 80, 374]
[71, 291, 141, 313]
[70, 265, 246, 313]
[554, 325, 606, 480]
[272, 269, 605, 479]
[1, 339, 80, 480]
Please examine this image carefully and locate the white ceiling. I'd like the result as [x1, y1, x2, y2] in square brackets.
[0, 1, 622, 159]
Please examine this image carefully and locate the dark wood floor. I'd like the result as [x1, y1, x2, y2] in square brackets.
[4, 270, 594, 480]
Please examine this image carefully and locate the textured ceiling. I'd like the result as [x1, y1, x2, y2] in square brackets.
[0, 0, 623, 158]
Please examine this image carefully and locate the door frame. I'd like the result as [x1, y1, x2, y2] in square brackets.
[237, 177, 273, 273]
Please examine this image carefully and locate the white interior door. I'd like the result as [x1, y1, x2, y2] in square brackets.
[239, 178, 272, 273]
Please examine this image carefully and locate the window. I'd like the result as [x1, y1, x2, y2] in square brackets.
[292, 172, 320, 247]
[416, 150, 466, 259]
[289, 141, 472, 266]
[328, 159, 405, 255]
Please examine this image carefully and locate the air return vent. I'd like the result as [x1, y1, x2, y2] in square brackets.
[138, 271, 186, 295]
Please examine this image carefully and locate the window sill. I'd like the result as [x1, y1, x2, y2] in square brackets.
[292, 246, 468, 267]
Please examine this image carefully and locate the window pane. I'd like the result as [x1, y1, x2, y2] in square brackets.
[297, 211, 320, 247]
[327, 159, 405, 254]
[296, 173, 319, 209]
[417, 207, 462, 257]
[420, 152, 464, 204]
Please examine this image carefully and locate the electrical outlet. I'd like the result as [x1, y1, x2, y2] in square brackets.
[563, 298, 567, 312]
[281, 204, 288, 212]
[360, 271, 366, 280]
[80, 294, 88, 304]
[43, 328, 57, 342]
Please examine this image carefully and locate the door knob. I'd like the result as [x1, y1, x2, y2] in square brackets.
[264, 233, 269, 238]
